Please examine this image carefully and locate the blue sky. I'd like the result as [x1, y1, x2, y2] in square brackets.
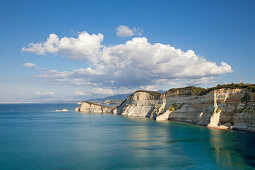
[0, 0, 254, 102]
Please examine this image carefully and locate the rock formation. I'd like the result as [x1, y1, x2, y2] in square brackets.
[76, 85, 255, 132]
[75, 101, 114, 114]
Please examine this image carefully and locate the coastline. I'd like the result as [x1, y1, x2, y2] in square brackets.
[76, 84, 255, 133]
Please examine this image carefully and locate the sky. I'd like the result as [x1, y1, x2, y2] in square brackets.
[0, 0, 254, 102]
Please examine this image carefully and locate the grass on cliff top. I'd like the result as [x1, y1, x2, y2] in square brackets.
[167, 83, 255, 96]
[167, 86, 205, 95]
[200, 83, 255, 95]
[134, 90, 162, 98]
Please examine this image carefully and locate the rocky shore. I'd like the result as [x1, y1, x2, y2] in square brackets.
[76, 84, 255, 132]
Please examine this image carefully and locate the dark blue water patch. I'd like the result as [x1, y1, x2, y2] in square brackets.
[166, 138, 198, 144]
[0, 103, 255, 169]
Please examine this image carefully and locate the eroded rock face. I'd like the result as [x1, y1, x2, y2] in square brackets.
[162, 88, 254, 132]
[76, 101, 114, 114]
[115, 91, 163, 118]
[76, 88, 255, 132]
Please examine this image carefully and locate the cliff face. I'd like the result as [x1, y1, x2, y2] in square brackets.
[162, 88, 255, 131]
[75, 101, 114, 114]
[113, 91, 163, 118]
[76, 87, 255, 132]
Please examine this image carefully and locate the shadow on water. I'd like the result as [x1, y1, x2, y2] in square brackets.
[155, 120, 255, 169]
[166, 138, 197, 144]
[208, 127, 255, 169]
[233, 131, 255, 168]
[208, 129, 246, 169]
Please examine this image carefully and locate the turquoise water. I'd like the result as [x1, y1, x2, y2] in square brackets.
[0, 104, 255, 170]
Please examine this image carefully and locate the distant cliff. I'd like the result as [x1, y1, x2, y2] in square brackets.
[76, 84, 255, 132]
[75, 101, 114, 114]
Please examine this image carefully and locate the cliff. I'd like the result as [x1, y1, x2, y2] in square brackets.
[113, 90, 163, 118]
[75, 101, 114, 114]
[76, 84, 255, 132]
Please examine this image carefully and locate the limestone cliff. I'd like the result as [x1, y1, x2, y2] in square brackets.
[76, 85, 255, 132]
[161, 88, 255, 132]
[113, 90, 163, 118]
[75, 101, 114, 114]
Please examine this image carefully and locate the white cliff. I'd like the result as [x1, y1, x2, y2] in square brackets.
[75, 101, 114, 114]
[76, 85, 255, 132]
[113, 91, 163, 118]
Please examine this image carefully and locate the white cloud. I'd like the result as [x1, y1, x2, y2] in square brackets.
[23, 31, 233, 90]
[73, 87, 134, 99]
[138, 85, 159, 91]
[168, 81, 179, 86]
[22, 32, 103, 61]
[35, 91, 55, 96]
[92, 88, 114, 95]
[74, 91, 86, 96]
[184, 77, 215, 86]
[23, 63, 36, 67]
[116, 25, 143, 37]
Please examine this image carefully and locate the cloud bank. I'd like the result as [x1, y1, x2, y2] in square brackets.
[22, 31, 233, 90]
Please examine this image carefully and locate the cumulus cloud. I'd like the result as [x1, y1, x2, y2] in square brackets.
[23, 31, 233, 90]
[116, 25, 143, 37]
[22, 32, 103, 61]
[23, 63, 36, 67]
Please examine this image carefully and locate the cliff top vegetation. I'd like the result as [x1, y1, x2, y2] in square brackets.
[134, 83, 255, 98]
[168, 83, 255, 96]
[134, 90, 162, 98]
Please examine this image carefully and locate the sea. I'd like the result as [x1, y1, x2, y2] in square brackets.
[0, 103, 255, 170]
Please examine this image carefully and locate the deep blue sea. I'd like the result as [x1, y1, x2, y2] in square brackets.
[0, 103, 255, 170]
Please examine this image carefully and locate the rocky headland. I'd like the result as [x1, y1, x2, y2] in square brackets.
[75, 101, 114, 113]
[76, 84, 255, 132]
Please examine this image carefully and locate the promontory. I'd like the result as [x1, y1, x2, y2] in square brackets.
[76, 84, 255, 132]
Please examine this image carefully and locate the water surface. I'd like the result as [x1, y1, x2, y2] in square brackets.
[0, 103, 255, 169]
